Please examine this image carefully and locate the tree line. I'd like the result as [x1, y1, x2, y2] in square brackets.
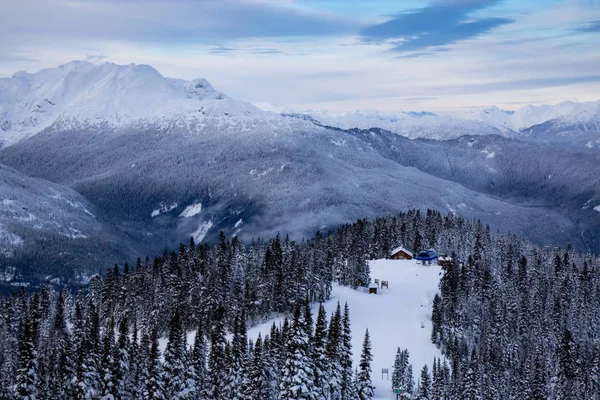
[4, 208, 597, 398]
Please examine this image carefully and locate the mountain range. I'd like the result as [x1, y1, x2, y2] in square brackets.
[292, 100, 600, 148]
[1, 61, 599, 285]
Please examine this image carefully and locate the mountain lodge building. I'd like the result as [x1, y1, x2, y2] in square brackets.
[390, 246, 413, 260]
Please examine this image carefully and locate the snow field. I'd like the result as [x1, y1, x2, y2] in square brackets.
[247, 259, 443, 399]
[160, 259, 443, 399]
[179, 202, 203, 218]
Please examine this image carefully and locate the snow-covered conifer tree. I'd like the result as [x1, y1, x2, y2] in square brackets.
[311, 303, 329, 398]
[163, 310, 186, 399]
[356, 329, 374, 400]
[279, 304, 316, 399]
[206, 304, 227, 399]
[143, 326, 165, 400]
[15, 315, 38, 400]
[417, 364, 432, 400]
[340, 302, 357, 399]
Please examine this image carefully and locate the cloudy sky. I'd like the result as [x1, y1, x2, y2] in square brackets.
[1, 0, 600, 113]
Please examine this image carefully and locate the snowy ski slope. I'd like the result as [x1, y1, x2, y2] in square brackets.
[247, 259, 443, 399]
[160, 259, 444, 398]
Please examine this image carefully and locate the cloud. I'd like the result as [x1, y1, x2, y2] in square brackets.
[361, 0, 514, 52]
[85, 54, 108, 61]
[250, 48, 283, 55]
[397, 49, 449, 58]
[209, 46, 237, 55]
[208, 45, 283, 56]
[1, 0, 360, 45]
[403, 97, 439, 101]
[1, 0, 599, 114]
[0, 54, 39, 63]
[300, 70, 361, 80]
[575, 20, 600, 33]
[434, 75, 600, 95]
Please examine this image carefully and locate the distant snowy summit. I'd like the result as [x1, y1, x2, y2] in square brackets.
[0, 61, 298, 146]
[292, 100, 600, 140]
[289, 109, 504, 140]
[1, 60, 599, 146]
[465, 101, 600, 132]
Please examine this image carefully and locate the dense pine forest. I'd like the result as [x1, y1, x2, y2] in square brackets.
[2, 209, 600, 399]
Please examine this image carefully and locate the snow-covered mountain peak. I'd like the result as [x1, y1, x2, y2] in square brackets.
[57, 59, 95, 69]
[297, 108, 503, 140]
[0, 61, 274, 146]
[464, 106, 516, 131]
[3, 61, 599, 147]
[464, 100, 600, 131]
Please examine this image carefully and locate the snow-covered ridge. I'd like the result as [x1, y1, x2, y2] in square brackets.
[0, 60, 283, 146]
[293, 109, 504, 140]
[463, 100, 600, 132]
[2, 60, 599, 146]
[0, 163, 101, 251]
[290, 99, 600, 140]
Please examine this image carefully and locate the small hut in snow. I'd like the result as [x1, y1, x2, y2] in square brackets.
[390, 246, 414, 260]
[368, 282, 378, 294]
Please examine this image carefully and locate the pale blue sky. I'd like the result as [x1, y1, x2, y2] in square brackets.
[1, 0, 599, 113]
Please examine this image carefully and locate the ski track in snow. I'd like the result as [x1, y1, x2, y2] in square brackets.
[161, 259, 443, 399]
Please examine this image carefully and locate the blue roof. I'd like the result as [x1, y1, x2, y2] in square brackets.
[415, 249, 438, 261]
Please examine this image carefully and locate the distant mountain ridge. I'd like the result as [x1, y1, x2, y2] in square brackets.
[465, 101, 600, 132]
[288, 109, 505, 140]
[1, 61, 600, 285]
[1, 61, 599, 147]
[0, 163, 128, 283]
[0, 60, 301, 147]
[296, 100, 600, 141]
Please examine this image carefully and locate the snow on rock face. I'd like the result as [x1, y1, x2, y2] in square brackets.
[179, 202, 202, 218]
[481, 149, 496, 158]
[192, 220, 213, 242]
[232, 219, 243, 237]
[151, 202, 178, 217]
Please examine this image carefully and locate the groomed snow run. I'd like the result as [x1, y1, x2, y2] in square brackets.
[248, 259, 443, 399]
[159, 259, 444, 399]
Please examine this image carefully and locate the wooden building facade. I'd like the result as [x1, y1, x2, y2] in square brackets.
[390, 246, 414, 260]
